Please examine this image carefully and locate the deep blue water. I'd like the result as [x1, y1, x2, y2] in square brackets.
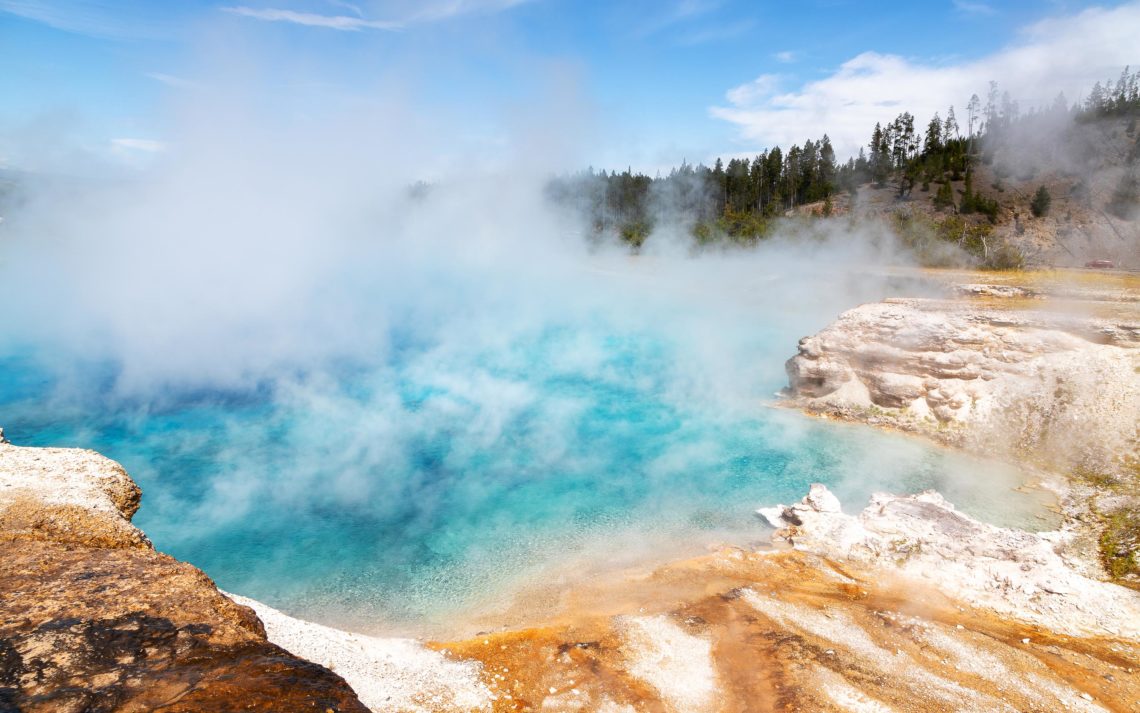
[0, 313, 1052, 634]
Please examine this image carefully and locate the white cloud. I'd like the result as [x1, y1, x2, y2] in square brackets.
[773, 50, 797, 64]
[326, 0, 366, 17]
[146, 72, 199, 89]
[406, 0, 533, 23]
[711, 2, 1140, 159]
[0, 0, 171, 39]
[953, 0, 996, 16]
[634, 0, 721, 37]
[724, 74, 781, 106]
[223, 0, 532, 31]
[111, 138, 167, 153]
[676, 18, 754, 46]
[222, 6, 401, 30]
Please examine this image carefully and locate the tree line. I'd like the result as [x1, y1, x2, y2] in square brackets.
[546, 135, 840, 249]
[548, 70, 1138, 251]
[1079, 66, 1140, 119]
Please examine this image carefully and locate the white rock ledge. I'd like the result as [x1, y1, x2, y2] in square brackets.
[760, 484, 1140, 639]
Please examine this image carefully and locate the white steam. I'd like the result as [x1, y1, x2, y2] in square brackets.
[0, 40, 1051, 631]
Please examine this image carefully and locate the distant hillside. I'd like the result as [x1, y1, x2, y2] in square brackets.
[831, 114, 1139, 270]
[551, 71, 1140, 270]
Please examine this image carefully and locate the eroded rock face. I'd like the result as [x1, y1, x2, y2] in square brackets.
[0, 442, 370, 713]
[0, 443, 146, 548]
[784, 298, 1140, 474]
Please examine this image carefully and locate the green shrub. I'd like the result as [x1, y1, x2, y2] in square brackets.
[1030, 185, 1052, 217]
[1100, 510, 1140, 579]
[933, 181, 954, 209]
[619, 221, 650, 250]
[981, 242, 1024, 270]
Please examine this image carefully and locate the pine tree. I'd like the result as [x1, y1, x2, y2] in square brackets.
[983, 81, 1000, 134]
[924, 113, 943, 154]
[1000, 90, 1019, 128]
[967, 94, 981, 138]
[765, 147, 783, 211]
[854, 146, 869, 182]
[888, 112, 918, 196]
[712, 158, 726, 215]
[1030, 185, 1052, 217]
[943, 106, 959, 143]
[819, 135, 836, 197]
[1086, 82, 1106, 113]
[961, 169, 976, 213]
[750, 155, 765, 211]
[870, 123, 889, 187]
[1114, 66, 1130, 110]
[784, 145, 801, 207]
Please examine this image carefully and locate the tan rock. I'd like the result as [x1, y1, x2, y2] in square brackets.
[0, 441, 370, 713]
[0, 442, 147, 548]
[784, 298, 1140, 475]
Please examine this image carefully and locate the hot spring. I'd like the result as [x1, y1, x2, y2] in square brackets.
[0, 251, 1056, 636]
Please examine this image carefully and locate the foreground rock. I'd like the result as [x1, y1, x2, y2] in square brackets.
[0, 441, 370, 713]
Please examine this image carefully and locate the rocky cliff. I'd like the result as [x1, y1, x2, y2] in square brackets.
[784, 292, 1139, 478]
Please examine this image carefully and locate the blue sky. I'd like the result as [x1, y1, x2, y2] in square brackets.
[2, 0, 1138, 174]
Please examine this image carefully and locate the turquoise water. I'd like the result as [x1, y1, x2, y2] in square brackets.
[0, 315, 1053, 634]
[0, 264, 1053, 634]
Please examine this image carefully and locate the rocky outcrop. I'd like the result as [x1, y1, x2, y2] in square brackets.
[0, 441, 370, 713]
[784, 297, 1140, 475]
[760, 484, 1140, 639]
[0, 443, 146, 549]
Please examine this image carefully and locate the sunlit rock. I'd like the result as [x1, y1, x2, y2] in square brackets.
[764, 484, 1140, 639]
[784, 297, 1140, 476]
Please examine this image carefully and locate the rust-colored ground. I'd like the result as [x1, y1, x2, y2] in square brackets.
[440, 548, 1140, 712]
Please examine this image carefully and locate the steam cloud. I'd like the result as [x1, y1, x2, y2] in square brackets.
[0, 36, 1050, 631]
